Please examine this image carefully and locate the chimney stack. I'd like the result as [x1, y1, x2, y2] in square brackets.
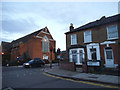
[69, 23, 74, 31]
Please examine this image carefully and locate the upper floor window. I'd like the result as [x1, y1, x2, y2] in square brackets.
[107, 25, 118, 40]
[42, 36, 49, 52]
[84, 30, 92, 43]
[71, 34, 77, 45]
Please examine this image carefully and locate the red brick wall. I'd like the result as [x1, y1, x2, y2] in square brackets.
[100, 44, 119, 65]
[100, 45, 106, 64]
[66, 22, 119, 66]
[11, 30, 56, 61]
[109, 44, 118, 64]
[60, 62, 76, 71]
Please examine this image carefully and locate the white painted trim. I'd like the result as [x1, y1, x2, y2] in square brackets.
[106, 25, 118, 40]
[36, 36, 42, 38]
[104, 48, 115, 68]
[100, 41, 116, 45]
[69, 48, 85, 65]
[36, 36, 55, 41]
[49, 39, 55, 41]
[87, 61, 100, 66]
[36, 28, 52, 37]
[114, 64, 118, 68]
[107, 44, 109, 47]
[71, 34, 77, 45]
[87, 43, 100, 60]
[87, 43, 99, 46]
[84, 30, 92, 43]
[104, 64, 118, 68]
[41, 31, 51, 35]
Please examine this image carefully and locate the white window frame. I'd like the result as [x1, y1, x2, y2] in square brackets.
[71, 34, 77, 45]
[87, 43, 100, 60]
[42, 36, 49, 52]
[107, 25, 118, 40]
[69, 48, 85, 65]
[84, 30, 92, 43]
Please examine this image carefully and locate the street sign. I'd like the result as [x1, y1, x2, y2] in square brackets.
[87, 61, 100, 66]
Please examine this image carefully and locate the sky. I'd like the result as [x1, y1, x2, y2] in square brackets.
[1, 1, 119, 51]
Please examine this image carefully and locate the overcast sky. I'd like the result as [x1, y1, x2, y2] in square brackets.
[1, 1, 119, 50]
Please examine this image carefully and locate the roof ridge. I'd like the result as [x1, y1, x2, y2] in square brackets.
[12, 28, 43, 43]
[65, 14, 120, 34]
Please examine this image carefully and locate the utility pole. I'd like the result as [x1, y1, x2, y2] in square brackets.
[50, 46, 53, 68]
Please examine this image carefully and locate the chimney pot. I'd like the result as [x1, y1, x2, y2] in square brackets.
[70, 23, 74, 31]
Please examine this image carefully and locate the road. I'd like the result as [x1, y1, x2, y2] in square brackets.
[2, 65, 115, 89]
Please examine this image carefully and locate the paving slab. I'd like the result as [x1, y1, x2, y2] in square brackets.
[44, 65, 120, 85]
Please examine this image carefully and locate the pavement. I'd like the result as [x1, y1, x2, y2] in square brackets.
[43, 64, 120, 86]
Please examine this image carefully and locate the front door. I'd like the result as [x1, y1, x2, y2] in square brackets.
[104, 48, 114, 68]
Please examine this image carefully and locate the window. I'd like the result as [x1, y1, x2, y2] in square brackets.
[72, 55, 77, 63]
[90, 48, 97, 60]
[42, 36, 49, 52]
[106, 51, 112, 59]
[72, 50, 77, 54]
[71, 50, 77, 63]
[84, 30, 92, 43]
[107, 25, 118, 40]
[69, 48, 85, 64]
[71, 34, 77, 45]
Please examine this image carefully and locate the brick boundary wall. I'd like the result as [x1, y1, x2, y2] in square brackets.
[60, 62, 76, 71]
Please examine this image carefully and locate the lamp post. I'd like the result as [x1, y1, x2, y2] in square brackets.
[50, 46, 53, 68]
[57, 48, 61, 66]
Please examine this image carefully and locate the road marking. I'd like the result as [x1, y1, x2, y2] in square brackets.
[42, 72, 119, 89]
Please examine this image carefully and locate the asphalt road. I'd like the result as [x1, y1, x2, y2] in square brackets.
[2, 65, 114, 89]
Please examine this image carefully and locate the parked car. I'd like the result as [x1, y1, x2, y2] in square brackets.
[23, 58, 45, 68]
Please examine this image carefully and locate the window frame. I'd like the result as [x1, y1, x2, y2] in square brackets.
[107, 25, 118, 40]
[84, 30, 92, 43]
[42, 36, 49, 52]
[71, 34, 77, 45]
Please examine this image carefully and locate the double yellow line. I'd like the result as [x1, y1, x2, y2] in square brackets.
[42, 72, 119, 89]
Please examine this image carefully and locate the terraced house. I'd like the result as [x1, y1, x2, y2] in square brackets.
[11, 27, 56, 61]
[65, 14, 120, 68]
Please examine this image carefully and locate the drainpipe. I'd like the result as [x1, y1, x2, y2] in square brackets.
[118, 42, 120, 69]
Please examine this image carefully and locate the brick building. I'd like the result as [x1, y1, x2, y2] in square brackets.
[65, 14, 120, 68]
[57, 50, 67, 60]
[1, 41, 11, 62]
[11, 27, 56, 61]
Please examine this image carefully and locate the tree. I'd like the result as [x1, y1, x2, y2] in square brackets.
[21, 52, 31, 62]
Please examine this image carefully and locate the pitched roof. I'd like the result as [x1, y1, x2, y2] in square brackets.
[1, 41, 12, 51]
[11, 29, 43, 44]
[65, 14, 120, 34]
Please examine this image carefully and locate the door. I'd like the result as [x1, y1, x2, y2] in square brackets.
[104, 48, 114, 68]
